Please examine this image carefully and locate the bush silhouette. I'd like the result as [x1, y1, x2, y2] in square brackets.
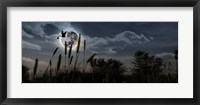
[22, 65, 30, 83]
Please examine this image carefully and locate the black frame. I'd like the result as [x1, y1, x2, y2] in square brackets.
[0, 0, 200, 105]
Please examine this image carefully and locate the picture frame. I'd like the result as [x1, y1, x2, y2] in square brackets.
[0, 0, 200, 105]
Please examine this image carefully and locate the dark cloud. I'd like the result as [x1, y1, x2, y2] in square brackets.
[41, 24, 60, 35]
[71, 22, 178, 37]
[22, 22, 45, 38]
[22, 25, 38, 36]
[22, 30, 34, 39]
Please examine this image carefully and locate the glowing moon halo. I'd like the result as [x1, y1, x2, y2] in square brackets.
[59, 31, 79, 50]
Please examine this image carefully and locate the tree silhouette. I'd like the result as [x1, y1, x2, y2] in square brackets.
[174, 49, 178, 82]
[131, 51, 163, 83]
[91, 58, 125, 83]
[174, 50, 178, 72]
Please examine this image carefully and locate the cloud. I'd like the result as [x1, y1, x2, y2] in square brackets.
[41, 24, 60, 35]
[22, 40, 41, 50]
[22, 57, 34, 63]
[149, 36, 154, 40]
[43, 34, 62, 48]
[22, 57, 48, 66]
[91, 48, 117, 55]
[22, 22, 81, 48]
[22, 22, 70, 37]
[85, 31, 153, 54]
[108, 31, 152, 44]
[22, 22, 46, 38]
[41, 22, 79, 36]
[155, 52, 175, 60]
[40, 23, 80, 46]
[22, 57, 48, 74]
[105, 48, 117, 54]
[84, 35, 108, 48]
[52, 22, 71, 30]
[22, 30, 34, 39]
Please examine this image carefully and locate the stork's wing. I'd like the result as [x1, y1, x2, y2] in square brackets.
[61, 31, 64, 35]
[61, 31, 66, 37]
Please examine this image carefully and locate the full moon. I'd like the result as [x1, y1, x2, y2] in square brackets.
[59, 31, 79, 48]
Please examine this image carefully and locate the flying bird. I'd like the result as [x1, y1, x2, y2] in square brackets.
[57, 31, 67, 39]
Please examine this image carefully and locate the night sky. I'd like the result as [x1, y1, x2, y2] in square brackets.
[22, 22, 178, 73]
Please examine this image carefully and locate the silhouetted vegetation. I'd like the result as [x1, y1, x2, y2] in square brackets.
[131, 51, 163, 83]
[22, 65, 30, 83]
[22, 31, 178, 83]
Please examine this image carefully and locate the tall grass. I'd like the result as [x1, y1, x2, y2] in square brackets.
[83, 39, 86, 72]
[86, 53, 97, 64]
[65, 41, 67, 70]
[45, 47, 59, 75]
[33, 58, 38, 78]
[50, 68, 52, 78]
[73, 34, 81, 71]
[76, 34, 81, 54]
[71, 34, 81, 82]
[68, 43, 73, 70]
[85, 53, 97, 70]
[56, 54, 62, 76]
[70, 56, 73, 65]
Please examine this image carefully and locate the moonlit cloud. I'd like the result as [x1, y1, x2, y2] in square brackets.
[22, 40, 41, 50]
[84, 35, 108, 48]
[155, 52, 175, 60]
[108, 31, 153, 44]
[84, 31, 153, 54]
[106, 48, 117, 54]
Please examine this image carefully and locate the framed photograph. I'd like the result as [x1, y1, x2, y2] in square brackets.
[1, 0, 200, 105]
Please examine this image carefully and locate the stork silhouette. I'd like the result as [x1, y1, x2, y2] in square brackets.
[57, 31, 67, 39]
